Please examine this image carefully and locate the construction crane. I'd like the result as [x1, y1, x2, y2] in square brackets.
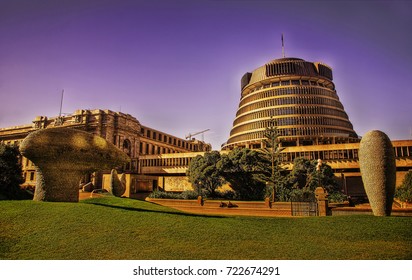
[186, 129, 210, 141]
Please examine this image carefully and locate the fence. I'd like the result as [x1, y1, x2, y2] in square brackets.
[291, 192, 318, 216]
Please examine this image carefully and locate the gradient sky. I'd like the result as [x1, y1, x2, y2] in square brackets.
[1, 0, 411, 149]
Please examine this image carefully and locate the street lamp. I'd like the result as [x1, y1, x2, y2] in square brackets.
[316, 159, 323, 187]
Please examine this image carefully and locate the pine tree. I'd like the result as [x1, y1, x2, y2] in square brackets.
[259, 117, 285, 201]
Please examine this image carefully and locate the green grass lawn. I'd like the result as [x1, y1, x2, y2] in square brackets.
[0, 196, 411, 260]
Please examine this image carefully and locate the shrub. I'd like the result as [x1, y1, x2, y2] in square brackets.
[328, 192, 348, 203]
[180, 190, 200, 200]
[395, 171, 412, 203]
[0, 144, 27, 200]
[148, 190, 203, 200]
[148, 190, 181, 199]
[214, 190, 238, 200]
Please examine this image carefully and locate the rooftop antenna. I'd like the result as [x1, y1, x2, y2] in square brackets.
[58, 89, 64, 118]
[281, 33, 285, 58]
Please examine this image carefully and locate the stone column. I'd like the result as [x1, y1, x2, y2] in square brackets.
[265, 197, 272, 208]
[197, 196, 204, 206]
[315, 187, 329, 216]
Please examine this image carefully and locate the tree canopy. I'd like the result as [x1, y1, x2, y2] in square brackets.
[187, 148, 345, 202]
[0, 144, 26, 199]
[218, 148, 270, 200]
[395, 171, 412, 203]
[284, 158, 344, 202]
[186, 151, 224, 197]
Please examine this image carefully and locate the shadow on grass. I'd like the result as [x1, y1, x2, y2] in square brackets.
[86, 202, 227, 219]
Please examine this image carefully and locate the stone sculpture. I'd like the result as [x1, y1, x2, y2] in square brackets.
[19, 127, 130, 202]
[358, 130, 396, 216]
[109, 169, 126, 197]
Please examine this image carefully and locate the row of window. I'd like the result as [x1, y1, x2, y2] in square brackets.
[139, 141, 185, 155]
[279, 145, 412, 162]
[233, 106, 350, 126]
[228, 127, 355, 144]
[241, 86, 338, 108]
[23, 171, 36, 182]
[265, 61, 319, 78]
[140, 127, 194, 150]
[140, 157, 193, 168]
[140, 145, 412, 168]
[280, 149, 359, 162]
[230, 117, 354, 136]
[236, 95, 344, 117]
[1, 140, 21, 146]
[264, 61, 333, 81]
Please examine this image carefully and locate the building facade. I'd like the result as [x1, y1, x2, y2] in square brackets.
[0, 109, 211, 191]
[223, 57, 358, 150]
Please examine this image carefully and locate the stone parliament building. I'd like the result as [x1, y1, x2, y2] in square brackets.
[1, 56, 412, 199]
[0, 109, 212, 195]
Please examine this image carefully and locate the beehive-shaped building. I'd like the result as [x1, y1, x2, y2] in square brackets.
[223, 57, 359, 150]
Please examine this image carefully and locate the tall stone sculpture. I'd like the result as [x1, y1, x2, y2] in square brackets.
[109, 169, 126, 197]
[359, 130, 396, 216]
[19, 127, 130, 202]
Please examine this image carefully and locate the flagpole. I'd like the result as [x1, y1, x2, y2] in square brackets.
[59, 89, 64, 118]
[281, 34, 285, 58]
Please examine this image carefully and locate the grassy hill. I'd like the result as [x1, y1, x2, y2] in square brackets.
[0, 196, 411, 260]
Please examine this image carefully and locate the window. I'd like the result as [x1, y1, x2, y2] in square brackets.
[291, 80, 300, 85]
[396, 147, 402, 157]
[123, 139, 131, 156]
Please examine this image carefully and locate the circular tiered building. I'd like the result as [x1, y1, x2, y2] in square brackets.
[223, 57, 359, 150]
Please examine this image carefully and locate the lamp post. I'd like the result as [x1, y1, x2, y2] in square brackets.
[316, 159, 323, 187]
[197, 181, 202, 196]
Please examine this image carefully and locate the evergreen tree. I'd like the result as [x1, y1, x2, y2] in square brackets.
[186, 151, 224, 198]
[286, 158, 344, 202]
[218, 148, 270, 200]
[259, 117, 285, 201]
[0, 144, 25, 199]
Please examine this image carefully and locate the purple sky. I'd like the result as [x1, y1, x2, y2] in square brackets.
[1, 0, 411, 149]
